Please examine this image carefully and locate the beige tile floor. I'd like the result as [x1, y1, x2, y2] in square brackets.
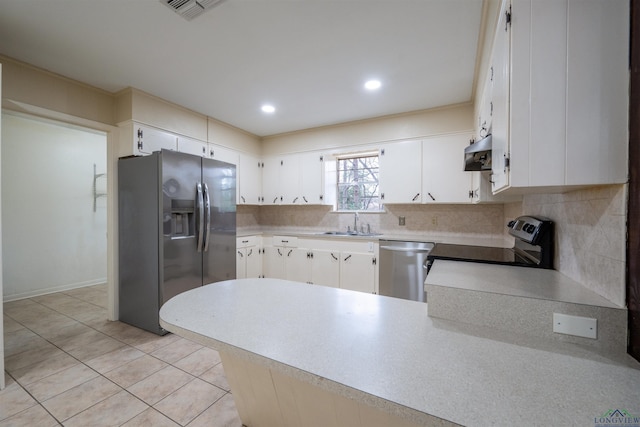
[1, 284, 244, 426]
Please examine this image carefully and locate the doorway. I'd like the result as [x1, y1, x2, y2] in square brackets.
[1, 112, 108, 301]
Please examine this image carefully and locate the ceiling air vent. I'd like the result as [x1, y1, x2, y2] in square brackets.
[162, 0, 226, 21]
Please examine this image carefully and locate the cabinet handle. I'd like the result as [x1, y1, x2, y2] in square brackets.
[331, 253, 338, 261]
[293, 197, 299, 203]
[242, 240, 249, 244]
[344, 255, 352, 262]
[372, 258, 377, 265]
[247, 249, 253, 257]
[381, 193, 385, 200]
[303, 196, 308, 203]
[241, 196, 246, 203]
[202, 146, 206, 155]
[469, 191, 474, 199]
[287, 249, 293, 257]
[412, 193, 420, 201]
[210, 149, 215, 157]
[277, 248, 282, 256]
[427, 192, 436, 201]
[237, 251, 243, 257]
[273, 197, 278, 203]
[310, 252, 314, 259]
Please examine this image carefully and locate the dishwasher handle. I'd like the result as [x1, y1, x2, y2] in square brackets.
[380, 246, 433, 252]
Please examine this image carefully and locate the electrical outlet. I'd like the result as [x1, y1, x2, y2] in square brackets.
[431, 216, 438, 225]
[553, 313, 597, 339]
[399, 216, 406, 226]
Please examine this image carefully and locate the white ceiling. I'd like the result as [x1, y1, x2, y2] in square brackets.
[0, 0, 484, 137]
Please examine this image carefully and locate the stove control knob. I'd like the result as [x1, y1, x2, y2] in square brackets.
[507, 220, 516, 228]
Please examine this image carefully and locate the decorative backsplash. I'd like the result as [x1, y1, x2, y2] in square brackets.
[238, 184, 626, 307]
[521, 185, 627, 307]
[238, 203, 507, 240]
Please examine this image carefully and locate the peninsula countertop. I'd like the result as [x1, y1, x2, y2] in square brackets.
[159, 278, 640, 427]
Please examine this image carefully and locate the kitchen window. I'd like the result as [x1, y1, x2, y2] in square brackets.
[336, 153, 381, 211]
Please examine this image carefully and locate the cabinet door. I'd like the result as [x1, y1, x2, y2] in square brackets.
[284, 248, 310, 283]
[177, 135, 207, 157]
[490, 0, 511, 193]
[340, 252, 375, 294]
[262, 157, 281, 205]
[310, 249, 340, 288]
[239, 154, 263, 205]
[379, 141, 422, 204]
[422, 134, 472, 203]
[299, 152, 325, 204]
[263, 246, 285, 279]
[245, 246, 262, 279]
[280, 155, 300, 204]
[135, 124, 177, 155]
[236, 248, 247, 279]
[208, 144, 239, 166]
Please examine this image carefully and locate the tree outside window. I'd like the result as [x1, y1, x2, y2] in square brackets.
[336, 154, 381, 211]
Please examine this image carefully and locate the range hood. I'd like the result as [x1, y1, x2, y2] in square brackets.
[464, 134, 492, 171]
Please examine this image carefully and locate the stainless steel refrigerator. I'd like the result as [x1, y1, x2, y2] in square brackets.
[118, 149, 236, 334]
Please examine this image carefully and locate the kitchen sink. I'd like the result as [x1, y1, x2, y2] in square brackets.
[318, 231, 382, 237]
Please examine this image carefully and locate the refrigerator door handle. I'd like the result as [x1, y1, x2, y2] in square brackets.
[196, 182, 204, 252]
[203, 182, 211, 252]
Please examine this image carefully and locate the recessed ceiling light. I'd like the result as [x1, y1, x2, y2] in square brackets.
[261, 104, 276, 113]
[364, 80, 382, 91]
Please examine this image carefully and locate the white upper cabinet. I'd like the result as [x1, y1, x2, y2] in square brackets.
[119, 122, 177, 157]
[422, 134, 473, 204]
[262, 152, 326, 205]
[238, 153, 263, 205]
[298, 152, 326, 205]
[207, 144, 239, 166]
[490, 0, 629, 193]
[378, 140, 422, 204]
[378, 137, 473, 205]
[177, 134, 208, 157]
[262, 156, 283, 205]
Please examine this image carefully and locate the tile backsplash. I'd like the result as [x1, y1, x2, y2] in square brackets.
[522, 185, 627, 307]
[238, 183, 628, 307]
[238, 203, 507, 241]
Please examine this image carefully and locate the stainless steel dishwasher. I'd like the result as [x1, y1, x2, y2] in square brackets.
[379, 240, 434, 302]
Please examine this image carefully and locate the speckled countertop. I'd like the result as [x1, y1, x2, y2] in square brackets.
[425, 260, 621, 308]
[237, 228, 511, 248]
[160, 278, 640, 427]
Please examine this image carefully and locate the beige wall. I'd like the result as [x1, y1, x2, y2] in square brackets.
[262, 103, 474, 155]
[0, 55, 115, 125]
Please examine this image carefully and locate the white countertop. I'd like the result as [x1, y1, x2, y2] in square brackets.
[160, 278, 640, 427]
[238, 228, 511, 247]
[425, 260, 622, 309]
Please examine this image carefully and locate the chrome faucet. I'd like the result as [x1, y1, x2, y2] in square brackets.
[353, 212, 359, 233]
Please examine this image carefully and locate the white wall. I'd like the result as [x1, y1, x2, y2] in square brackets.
[2, 112, 107, 301]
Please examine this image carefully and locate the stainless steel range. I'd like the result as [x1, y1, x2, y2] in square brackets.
[427, 215, 554, 269]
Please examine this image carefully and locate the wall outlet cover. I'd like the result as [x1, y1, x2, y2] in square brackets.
[553, 313, 597, 339]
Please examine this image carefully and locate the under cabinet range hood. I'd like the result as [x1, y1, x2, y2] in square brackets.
[464, 134, 492, 171]
[162, 0, 226, 20]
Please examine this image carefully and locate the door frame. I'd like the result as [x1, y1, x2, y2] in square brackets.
[2, 100, 120, 321]
[628, 0, 640, 362]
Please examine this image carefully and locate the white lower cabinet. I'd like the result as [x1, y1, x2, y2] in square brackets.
[309, 249, 340, 288]
[339, 252, 376, 294]
[236, 236, 262, 279]
[284, 248, 310, 283]
[261, 236, 378, 294]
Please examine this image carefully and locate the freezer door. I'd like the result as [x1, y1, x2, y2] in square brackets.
[160, 150, 204, 305]
[202, 157, 237, 284]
